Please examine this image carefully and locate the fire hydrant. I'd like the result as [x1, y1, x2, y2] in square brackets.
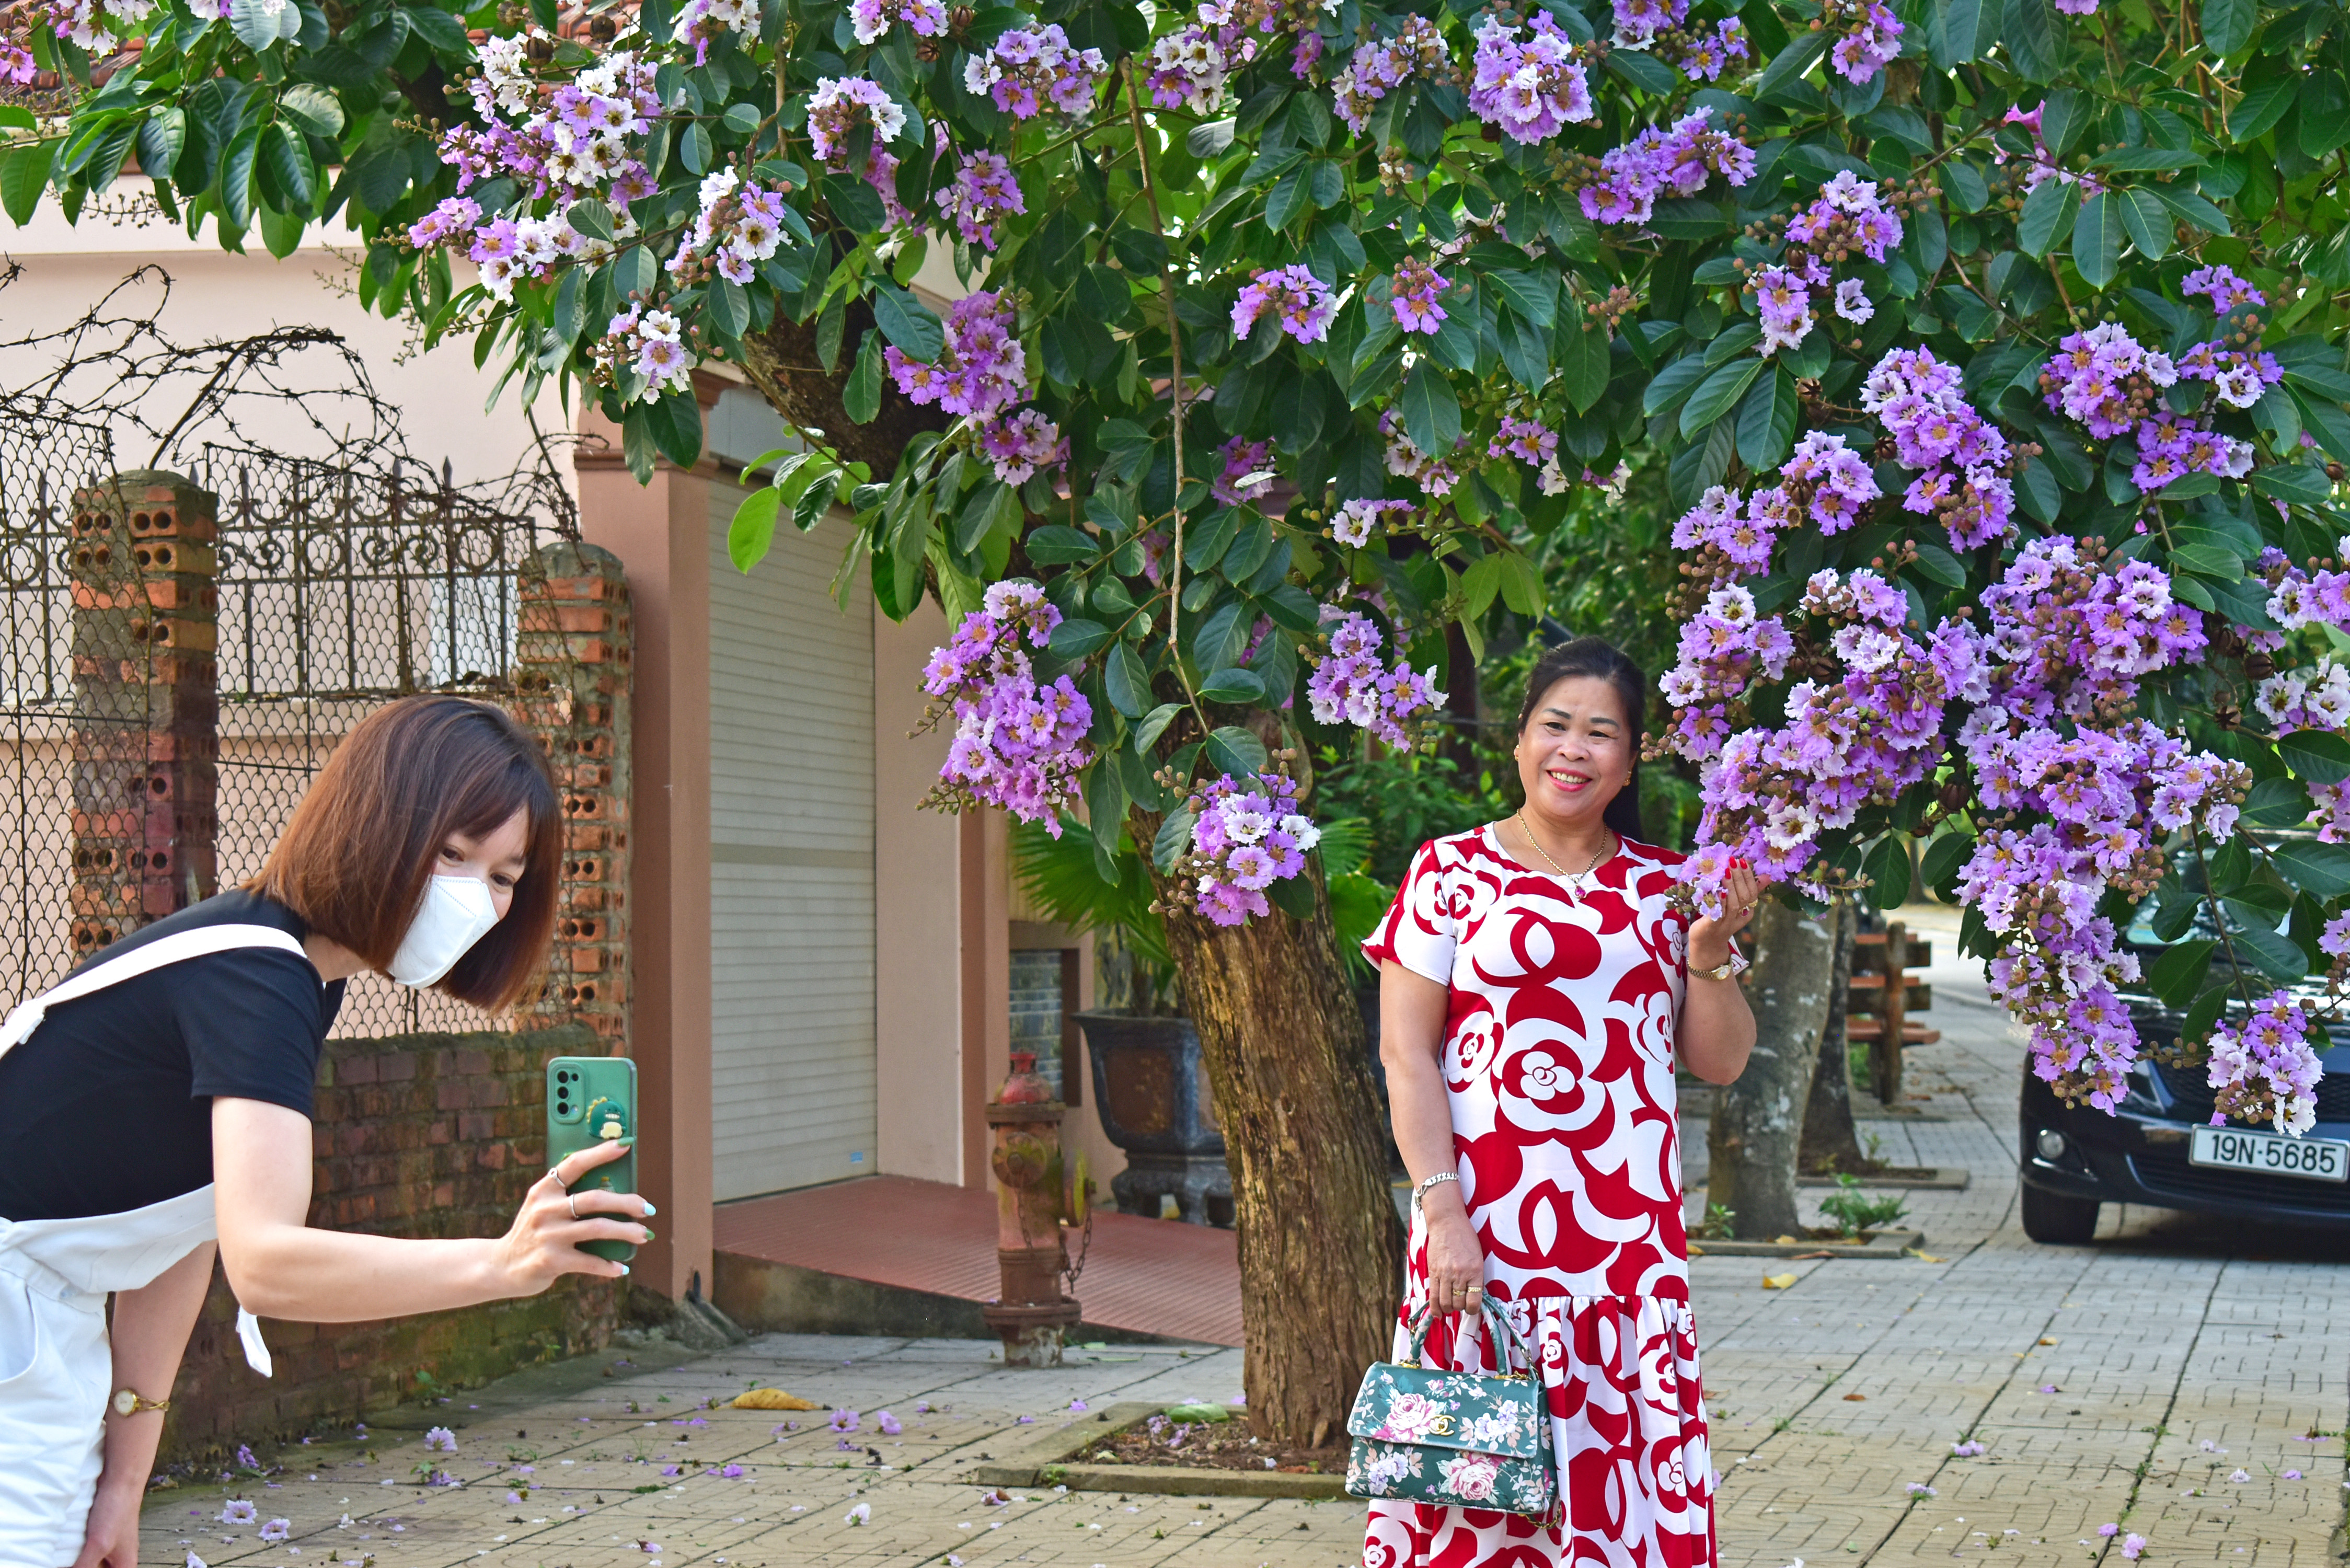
[981, 1051, 1084, 1367]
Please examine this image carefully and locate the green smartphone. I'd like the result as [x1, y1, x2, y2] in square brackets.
[547, 1056, 638, 1264]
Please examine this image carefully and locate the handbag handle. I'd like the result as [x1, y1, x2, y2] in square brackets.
[1402, 1295, 1537, 1377]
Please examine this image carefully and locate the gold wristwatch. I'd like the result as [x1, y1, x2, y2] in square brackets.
[1694, 949, 1749, 982]
[110, 1388, 170, 1417]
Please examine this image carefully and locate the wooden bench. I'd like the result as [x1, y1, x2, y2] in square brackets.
[1846, 923, 1939, 1104]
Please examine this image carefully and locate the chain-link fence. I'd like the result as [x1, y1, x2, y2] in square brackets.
[0, 419, 590, 1038]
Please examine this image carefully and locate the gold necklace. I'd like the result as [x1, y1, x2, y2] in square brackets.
[1514, 811, 1610, 902]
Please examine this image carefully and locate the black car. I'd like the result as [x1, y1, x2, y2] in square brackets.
[2018, 925, 2350, 1243]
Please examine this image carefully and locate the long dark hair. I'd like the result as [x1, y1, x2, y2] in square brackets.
[252, 695, 561, 1010]
[1513, 636, 1648, 841]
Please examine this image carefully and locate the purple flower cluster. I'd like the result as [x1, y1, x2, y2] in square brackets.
[1611, 0, 1686, 47]
[1666, 569, 1969, 910]
[2181, 264, 2264, 314]
[1665, 17, 1751, 78]
[1976, 536, 2208, 722]
[848, 0, 944, 45]
[1146, 25, 1229, 113]
[937, 151, 1026, 250]
[1784, 171, 1904, 262]
[14, 0, 176, 61]
[1860, 347, 2018, 549]
[1467, 13, 1595, 144]
[1332, 15, 1453, 135]
[887, 290, 1027, 419]
[1824, 0, 1903, 83]
[1230, 265, 1338, 344]
[1778, 431, 1884, 532]
[1213, 437, 1275, 506]
[594, 304, 696, 397]
[2204, 991, 2324, 1135]
[1379, 410, 1460, 497]
[979, 409, 1066, 485]
[434, 40, 659, 210]
[674, 0, 756, 62]
[1305, 609, 1445, 748]
[808, 77, 908, 165]
[1330, 498, 1415, 547]
[1489, 416, 1558, 469]
[1752, 266, 1816, 355]
[2040, 323, 2262, 492]
[1671, 484, 1803, 573]
[920, 582, 1092, 831]
[1581, 107, 1757, 226]
[1388, 258, 1450, 334]
[1834, 278, 1875, 324]
[667, 170, 790, 284]
[2255, 649, 2350, 839]
[1181, 773, 1320, 927]
[2254, 658, 2350, 732]
[961, 24, 1107, 120]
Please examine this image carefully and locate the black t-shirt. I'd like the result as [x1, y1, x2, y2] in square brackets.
[0, 889, 346, 1221]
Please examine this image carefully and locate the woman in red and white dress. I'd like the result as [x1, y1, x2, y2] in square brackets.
[1362, 636, 1762, 1568]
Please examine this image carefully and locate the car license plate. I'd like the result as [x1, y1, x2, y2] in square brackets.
[2188, 1126, 2350, 1183]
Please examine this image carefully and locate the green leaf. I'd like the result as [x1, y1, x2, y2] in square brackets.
[229, 0, 287, 50]
[842, 329, 884, 423]
[646, 393, 704, 469]
[1932, 0, 1985, 64]
[2253, 465, 2333, 507]
[1559, 324, 1611, 414]
[567, 200, 616, 241]
[2225, 913, 2308, 983]
[1755, 31, 1828, 101]
[2088, 148, 2204, 172]
[2272, 840, 2350, 898]
[2180, 982, 2230, 1046]
[2071, 192, 2122, 289]
[135, 109, 185, 183]
[1134, 702, 1183, 756]
[1204, 724, 1269, 777]
[2202, 0, 2252, 56]
[870, 283, 945, 361]
[2017, 178, 2079, 258]
[2146, 939, 2217, 1008]
[2002, 0, 2062, 82]
[2115, 187, 2171, 261]
[1198, 668, 1265, 705]
[1737, 367, 1800, 471]
[1485, 269, 1557, 327]
[217, 123, 260, 235]
[1104, 642, 1150, 718]
[1920, 828, 1975, 887]
[2279, 729, 2350, 786]
[1024, 525, 1099, 564]
[1151, 808, 1195, 873]
[727, 486, 783, 572]
[722, 102, 764, 134]
[1680, 358, 1764, 441]
[710, 277, 750, 340]
[2148, 183, 2231, 236]
[1461, 553, 1504, 619]
[2169, 543, 2243, 580]
[258, 202, 305, 259]
[2241, 777, 2312, 827]
[1048, 617, 1113, 660]
[260, 122, 313, 212]
[1497, 552, 1545, 617]
[1863, 834, 1911, 909]
[1642, 353, 1711, 418]
[1398, 362, 1461, 465]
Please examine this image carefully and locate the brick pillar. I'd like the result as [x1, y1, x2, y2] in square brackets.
[66, 471, 219, 956]
[513, 540, 632, 1049]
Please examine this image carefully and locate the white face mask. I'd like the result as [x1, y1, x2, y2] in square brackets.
[387, 874, 502, 988]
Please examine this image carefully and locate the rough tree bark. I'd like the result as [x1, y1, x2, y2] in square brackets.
[1800, 896, 1868, 1176]
[738, 306, 947, 477]
[1156, 868, 1407, 1447]
[1708, 898, 1835, 1239]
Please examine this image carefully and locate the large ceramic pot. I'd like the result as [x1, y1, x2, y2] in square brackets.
[1074, 1011, 1231, 1226]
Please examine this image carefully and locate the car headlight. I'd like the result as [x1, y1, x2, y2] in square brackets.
[2035, 1128, 2069, 1161]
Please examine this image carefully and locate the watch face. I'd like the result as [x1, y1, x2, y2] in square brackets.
[112, 1390, 135, 1416]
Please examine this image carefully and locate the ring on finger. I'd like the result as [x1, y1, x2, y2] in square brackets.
[567, 1194, 580, 1220]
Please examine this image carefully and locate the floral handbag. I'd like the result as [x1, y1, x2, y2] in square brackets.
[1344, 1297, 1556, 1517]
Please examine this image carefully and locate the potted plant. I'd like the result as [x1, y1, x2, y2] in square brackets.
[1011, 816, 1389, 1227]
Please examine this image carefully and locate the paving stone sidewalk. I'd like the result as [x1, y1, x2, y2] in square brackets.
[144, 905, 2348, 1568]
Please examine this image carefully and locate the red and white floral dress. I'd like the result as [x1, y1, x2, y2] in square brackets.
[1361, 826, 1715, 1568]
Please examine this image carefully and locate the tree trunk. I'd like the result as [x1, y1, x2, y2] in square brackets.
[738, 307, 946, 478]
[1157, 869, 1407, 1447]
[1708, 898, 1834, 1240]
[1800, 896, 1868, 1176]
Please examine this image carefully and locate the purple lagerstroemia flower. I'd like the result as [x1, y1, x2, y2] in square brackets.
[2202, 992, 2323, 1136]
[235, 1445, 259, 1470]
[937, 151, 1025, 250]
[721, 1463, 746, 1478]
[876, 1411, 903, 1435]
[918, 580, 1091, 831]
[2100, 1525, 2121, 1538]
[1387, 258, 1449, 334]
[1306, 609, 1444, 751]
[962, 24, 1107, 120]
[848, 0, 945, 45]
[887, 290, 1028, 419]
[1212, 437, 1275, 507]
[259, 1520, 291, 1544]
[423, 1427, 457, 1452]
[1827, 0, 1903, 82]
[1905, 1483, 1937, 1497]
[845, 1502, 873, 1525]
[1466, 13, 1594, 143]
[663, 1464, 683, 1476]
[1229, 265, 1337, 345]
[1582, 108, 1756, 226]
[2121, 1535, 2147, 1559]
[1330, 498, 1414, 548]
[219, 1502, 258, 1526]
[2285, 1470, 2304, 1480]
[978, 409, 1066, 487]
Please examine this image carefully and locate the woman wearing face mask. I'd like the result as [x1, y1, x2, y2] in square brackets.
[0, 695, 649, 1568]
[1360, 637, 1760, 1568]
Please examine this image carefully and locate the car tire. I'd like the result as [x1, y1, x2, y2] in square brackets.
[2020, 1183, 2101, 1245]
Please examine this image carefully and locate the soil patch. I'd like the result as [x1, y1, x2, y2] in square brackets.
[1073, 1417, 1345, 1475]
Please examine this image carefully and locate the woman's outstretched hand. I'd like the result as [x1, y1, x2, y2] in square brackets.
[1422, 1189, 1487, 1319]
[494, 1140, 653, 1292]
[1687, 857, 1765, 969]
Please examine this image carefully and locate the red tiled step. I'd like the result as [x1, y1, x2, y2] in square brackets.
[713, 1174, 1242, 1347]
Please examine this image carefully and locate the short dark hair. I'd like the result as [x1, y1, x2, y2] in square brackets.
[250, 695, 561, 1010]
[1514, 636, 1649, 841]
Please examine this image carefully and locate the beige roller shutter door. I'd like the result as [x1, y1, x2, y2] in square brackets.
[706, 479, 877, 1200]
